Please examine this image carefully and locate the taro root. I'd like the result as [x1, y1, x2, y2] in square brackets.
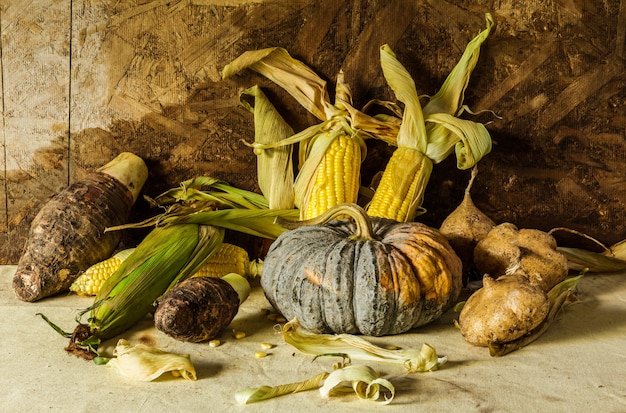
[13, 152, 148, 302]
[473, 223, 569, 292]
[458, 274, 550, 347]
[154, 274, 250, 343]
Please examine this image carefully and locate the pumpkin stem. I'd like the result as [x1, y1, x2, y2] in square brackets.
[275, 203, 378, 241]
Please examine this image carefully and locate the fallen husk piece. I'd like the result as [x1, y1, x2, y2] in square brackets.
[235, 371, 329, 404]
[548, 227, 626, 273]
[319, 365, 395, 404]
[282, 319, 446, 373]
[106, 339, 196, 381]
[557, 246, 626, 273]
[488, 274, 583, 356]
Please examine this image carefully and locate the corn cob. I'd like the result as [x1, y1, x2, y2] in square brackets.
[223, 48, 396, 221]
[301, 132, 362, 220]
[192, 242, 262, 279]
[366, 147, 433, 222]
[89, 223, 225, 341]
[366, 16, 493, 222]
[69, 242, 260, 296]
[70, 249, 135, 296]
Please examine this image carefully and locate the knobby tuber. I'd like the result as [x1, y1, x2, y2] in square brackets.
[458, 274, 550, 347]
[439, 166, 495, 282]
[473, 222, 569, 292]
[154, 273, 251, 342]
[13, 152, 148, 302]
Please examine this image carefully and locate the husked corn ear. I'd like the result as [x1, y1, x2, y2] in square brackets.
[70, 243, 260, 296]
[70, 249, 135, 296]
[302, 133, 361, 220]
[192, 242, 262, 279]
[366, 147, 433, 222]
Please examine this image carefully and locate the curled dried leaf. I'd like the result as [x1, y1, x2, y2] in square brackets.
[282, 318, 446, 373]
[107, 339, 196, 382]
[319, 365, 395, 404]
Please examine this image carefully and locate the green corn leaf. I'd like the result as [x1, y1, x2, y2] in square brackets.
[91, 224, 224, 339]
[161, 208, 300, 239]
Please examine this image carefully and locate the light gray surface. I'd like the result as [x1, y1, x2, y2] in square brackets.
[1, 265, 625, 413]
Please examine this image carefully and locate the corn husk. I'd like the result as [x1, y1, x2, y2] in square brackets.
[235, 372, 329, 404]
[557, 246, 626, 272]
[107, 177, 300, 240]
[144, 176, 270, 210]
[319, 365, 395, 404]
[240, 85, 295, 210]
[223, 47, 396, 216]
[607, 238, 626, 260]
[379, 13, 494, 169]
[107, 339, 196, 382]
[282, 319, 446, 373]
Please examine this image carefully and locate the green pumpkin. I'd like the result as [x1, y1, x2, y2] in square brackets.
[260, 204, 462, 336]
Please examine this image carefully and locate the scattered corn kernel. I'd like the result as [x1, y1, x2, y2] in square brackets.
[260, 342, 274, 350]
[266, 313, 279, 321]
[208, 339, 221, 348]
[275, 316, 287, 323]
[254, 351, 268, 359]
[233, 330, 246, 340]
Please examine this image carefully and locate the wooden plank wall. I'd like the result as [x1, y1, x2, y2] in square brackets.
[1, 0, 625, 263]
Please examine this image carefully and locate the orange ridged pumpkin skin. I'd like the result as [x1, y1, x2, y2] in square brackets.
[260, 217, 462, 336]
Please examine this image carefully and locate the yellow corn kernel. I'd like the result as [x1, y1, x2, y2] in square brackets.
[366, 147, 434, 222]
[69, 249, 134, 296]
[254, 351, 268, 359]
[192, 243, 261, 279]
[302, 133, 362, 220]
[260, 342, 274, 350]
[233, 330, 246, 340]
[208, 340, 221, 348]
[71, 243, 259, 297]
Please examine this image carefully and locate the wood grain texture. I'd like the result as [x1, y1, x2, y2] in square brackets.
[1, 0, 625, 263]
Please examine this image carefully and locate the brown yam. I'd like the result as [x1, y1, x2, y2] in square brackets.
[439, 166, 495, 281]
[154, 277, 241, 343]
[12, 153, 148, 302]
[459, 274, 550, 346]
[473, 223, 569, 292]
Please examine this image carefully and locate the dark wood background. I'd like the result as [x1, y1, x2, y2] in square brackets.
[1, 0, 624, 263]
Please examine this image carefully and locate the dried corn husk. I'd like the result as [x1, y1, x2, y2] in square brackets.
[319, 365, 395, 404]
[223, 47, 396, 217]
[107, 339, 196, 382]
[144, 176, 270, 210]
[557, 246, 626, 272]
[240, 85, 295, 210]
[282, 319, 446, 373]
[235, 372, 329, 404]
[381, 14, 494, 165]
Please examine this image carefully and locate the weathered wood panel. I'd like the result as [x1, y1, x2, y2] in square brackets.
[1, 1, 72, 263]
[1, 0, 625, 263]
